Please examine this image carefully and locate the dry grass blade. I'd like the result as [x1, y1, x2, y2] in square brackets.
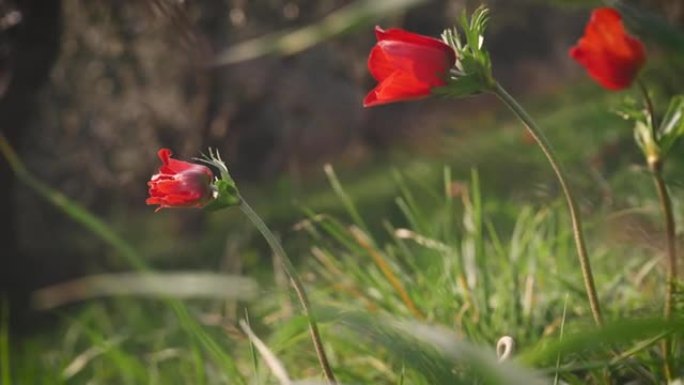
[213, 0, 426, 65]
[239, 320, 293, 385]
[62, 336, 127, 380]
[350, 226, 425, 319]
[32, 272, 259, 310]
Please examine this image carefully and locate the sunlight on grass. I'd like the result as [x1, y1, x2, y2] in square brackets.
[5, 1, 684, 383]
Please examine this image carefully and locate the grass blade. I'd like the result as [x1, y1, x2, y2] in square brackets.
[32, 272, 258, 310]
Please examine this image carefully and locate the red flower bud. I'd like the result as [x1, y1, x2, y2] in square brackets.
[364, 26, 456, 107]
[146, 148, 214, 211]
[569, 8, 645, 91]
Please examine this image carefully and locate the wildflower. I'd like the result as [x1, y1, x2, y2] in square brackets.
[146, 148, 214, 211]
[364, 26, 456, 107]
[569, 7, 645, 91]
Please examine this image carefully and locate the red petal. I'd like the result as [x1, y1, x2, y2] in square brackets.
[368, 45, 395, 82]
[147, 149, 214, 210]
[375, 26, 454, 55]
[365, 27, 454, 107]
[364, 71, 432, 107]
[569, 7, 645, 91]
[156, 148, 213, 177]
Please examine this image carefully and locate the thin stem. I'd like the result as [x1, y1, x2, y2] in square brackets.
[239, 197, 337, 385]
[637, 78, 676, 380]
[650, 162, 676, 381]
[492, 82, 603, 326]
[637, 79, 657, 131]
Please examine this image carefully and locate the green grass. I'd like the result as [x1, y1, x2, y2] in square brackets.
[7, 80, 684, 384]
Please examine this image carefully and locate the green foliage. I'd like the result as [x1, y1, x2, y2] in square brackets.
[338, 312, 545, 385]
[520, 317, 679, 366]
[204, 178, 241, 211]
[618, 93, 684, 166]
[7, 15, 684, 381]
[197, 149, 241, 211]
[10, 78, 681, 384]
[658, 95, 684, 159]
[299, 161, 680, 383]
[438, 6, 495, 97]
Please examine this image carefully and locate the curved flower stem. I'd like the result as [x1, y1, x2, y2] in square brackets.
[650, 162, 676, 381]
[637, 78, 676, 381]
[491, 82, 603, 326]
[239, 197, 337, 385]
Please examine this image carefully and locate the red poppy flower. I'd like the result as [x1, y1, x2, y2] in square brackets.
[364, 26, 456, 107]
[146, 148, 214, 211]
[569, 7, 645, 91]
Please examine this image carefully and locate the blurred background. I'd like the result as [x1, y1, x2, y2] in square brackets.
[0, 0, 682, 329]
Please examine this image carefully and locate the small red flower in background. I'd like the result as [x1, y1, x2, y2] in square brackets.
[146, 148, 214, 211]
[364, 26, 456, 107]
[569, 7, 645, 91]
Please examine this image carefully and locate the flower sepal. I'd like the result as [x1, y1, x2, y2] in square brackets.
[438, 6, 495, 97]
[615, 98, 660, 165]
[195, 148, 241, 211]
[203, 178, 240, 211]
[618, 94, 684, 166]
[633, 119, 661, 167]
[433, 73, 487, 98]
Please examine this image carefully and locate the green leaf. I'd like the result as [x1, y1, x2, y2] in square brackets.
[613, 96, 646, 122]
[204, 178, 240, 211]
[435, 74, 487, 98]
[657, 95, 684, 157]
[339, 312, 546, 385]
[633, 120, 658, 161]
[520, 317, 681, 366]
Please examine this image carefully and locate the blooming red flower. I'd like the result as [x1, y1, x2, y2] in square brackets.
[146, 148, 214, 211]
[364, 26, 456, 107]
[569, 7, 645, 91]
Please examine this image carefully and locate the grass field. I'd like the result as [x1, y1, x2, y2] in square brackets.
[4, 79, 684, 384]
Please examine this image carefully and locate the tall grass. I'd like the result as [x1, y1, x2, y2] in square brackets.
[294, 165, 679, 384]
[6, 156, 681, 384]
[4, 88, 682, 384]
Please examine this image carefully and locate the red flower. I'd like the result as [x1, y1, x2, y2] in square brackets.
[364, 26, 456, 107]
[146, 148, 214, 211]
[569, 7, 645, 91]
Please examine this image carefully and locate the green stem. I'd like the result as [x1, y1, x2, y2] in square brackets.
[650, 162, 676, 381]
[637, 79, 657, 131]
[239, 197, 337, 385]
[637, 78, 676, 381]
[491, 82, 603, 326]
